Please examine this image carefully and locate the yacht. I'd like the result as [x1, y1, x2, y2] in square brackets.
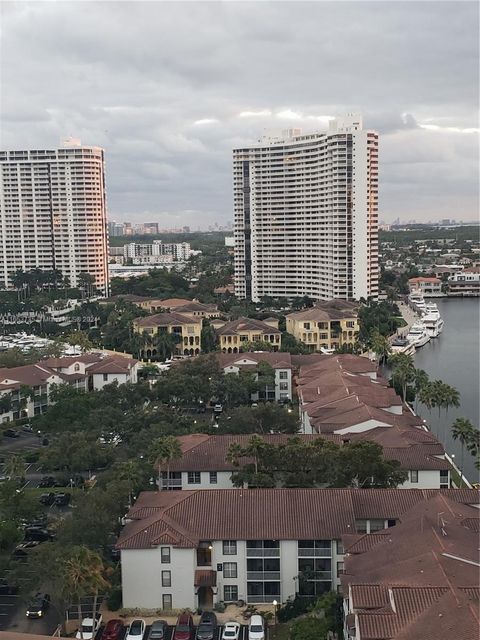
[422, 303, 444, 337]
[408, 293, 426, 314]
[406, 322, 430, 348]
[391, 336, 416, 356]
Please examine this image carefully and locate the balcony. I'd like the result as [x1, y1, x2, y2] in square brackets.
[298, 548, 331, 557]
[246, 548, 280, 557]
[161, 479, 182, 489]
[247, 595, 281, 604]
[247, 571, 281, 581]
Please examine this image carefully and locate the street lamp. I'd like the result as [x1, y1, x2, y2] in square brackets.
[272, 599, 278, 628]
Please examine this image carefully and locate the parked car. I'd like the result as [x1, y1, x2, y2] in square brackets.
[24, 527, 54, 542]
[147, 620, 169, 640]
[39, 493, 56, 506]
[101, 618, 124, 640]
[196, 611, 218, 640]
[39, 476, 56, 488]
[125, 618, 146, 640]
[26, 592, 50, 618]
[248, 615, 265, 640]
[222, 622, 241, 640]
[4, 429, 20, 438]
[76, 613, 103, 640]
[213, 404, 223, 414]
[0, 578, 18, 595]
[54, 492, 71, 506]
[173, 612, 195, 640]
[13, 541, 41, 559]
[22, 424, 34, 433]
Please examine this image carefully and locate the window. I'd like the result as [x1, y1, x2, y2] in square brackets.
[188, 471, 201, 484]
[410, 470, 418, 483]
[440, 470, 449, 488]
[161, 571, 171, 587]
[304, 322, 311, 330]
[224, 562, 237, 578]
[369, 519, 385, 532]
[337, 561, 345, 575]
[162, 594, 172, 610]
[223, 540, 237, 555]
[209, 471, 217, 484]
[161, 547, 170, 563]
[279, 371, 288, 379]
[224, 585, 238, 602]
[346, 321, 355, 328]
[336, 540, 344, 555]
[387, 519, 396, 528]
[103, 373, 108, 381]
[279, 382, 288, 391]
[356, 520, 368, 534]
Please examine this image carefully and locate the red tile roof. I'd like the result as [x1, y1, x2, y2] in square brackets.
[215, 317, 281, 336]
[134, 311, 201, 327]
[117, 488, 479, 550]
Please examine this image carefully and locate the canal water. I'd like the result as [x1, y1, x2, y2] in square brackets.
[412, 297, 480, 482]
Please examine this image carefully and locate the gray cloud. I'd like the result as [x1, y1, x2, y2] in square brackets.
[1, 1, 478, 225]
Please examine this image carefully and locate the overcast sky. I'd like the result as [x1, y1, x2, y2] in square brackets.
[1, 1, 479, 227]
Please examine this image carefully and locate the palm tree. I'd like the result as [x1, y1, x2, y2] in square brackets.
[115, 460, 144, 507]
[389, 353, 415, 402]
[149, 436, 182, 490]
[63, 546, 110, 640]
[370, 329, 391, 365]
[413, 369, 429, 413]
[451, 417, 475, 486]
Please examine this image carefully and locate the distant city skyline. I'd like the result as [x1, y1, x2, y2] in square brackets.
[2, 2, 478, 226]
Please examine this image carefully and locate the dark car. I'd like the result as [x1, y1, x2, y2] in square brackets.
[39, 476, 56, 488]
[101, 618, 124, 640]
[53, 476, 70, 487]
[148, 620, 169, 640]
[0, 578, 18, 595]
[39, 493, 56, 506]
[54, 492, 71, 506]
[196, 611, 218, 640]
[26, 592, 50, 618]
[174, 612, 195, 640]
[24, 527, 54, 542]
[4, 429, 20, 438]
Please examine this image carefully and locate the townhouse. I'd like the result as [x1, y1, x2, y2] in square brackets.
[286, 300, 359, 352]
[213, 317, 281, 353]
[341, 493, 480, 639]
[116, 488, 479, 611]
[133, 312, 203, 356]
[407, 276, 442, 296]
[0, 353, 138, 422]
[295, 354, 452, 489]
[217, 352, 293, 402]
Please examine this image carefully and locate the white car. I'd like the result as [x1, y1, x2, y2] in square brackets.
[248, 615, 265, 640]
[222, 621, 241, 640]
[76, 613, 102, 640]
[126, 618, 146, 640]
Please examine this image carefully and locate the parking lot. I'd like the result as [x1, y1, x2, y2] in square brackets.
[87, 622, 260, 640]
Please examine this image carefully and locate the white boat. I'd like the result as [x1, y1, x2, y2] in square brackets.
[406, 322, 430, 348]
[422, 303, 444, 338]
[408, 293, 427, 313]
[391, 336, 416, 355]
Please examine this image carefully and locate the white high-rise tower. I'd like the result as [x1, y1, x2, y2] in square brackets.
[233, 115, 378, 301]
[0, 141, 109, 295]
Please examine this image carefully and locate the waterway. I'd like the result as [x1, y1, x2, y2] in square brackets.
[412, 297, 479, 482]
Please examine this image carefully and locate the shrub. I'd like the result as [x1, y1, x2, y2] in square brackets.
[277, 596, 310, 622]
[107, 587, 122, 611]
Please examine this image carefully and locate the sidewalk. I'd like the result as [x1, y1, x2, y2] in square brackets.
[394, 301, 419, 339]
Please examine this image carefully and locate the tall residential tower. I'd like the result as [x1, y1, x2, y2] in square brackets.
[233, 115, 378, 301]
[0, 141, 109, 294]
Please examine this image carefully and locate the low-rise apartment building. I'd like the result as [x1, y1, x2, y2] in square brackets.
[448, 267, 480, 296]
[213, 318, 281, 352]
[341, 493, 480, 640]
[133, 312, 203, 356]
[103, 295, 219, 317]
[0, 353, 138, 421]
[408, 277, 442, 296]
[286, 300, 359, 352]
[117, 488, 479, 611]
[217, 352, 293, 402]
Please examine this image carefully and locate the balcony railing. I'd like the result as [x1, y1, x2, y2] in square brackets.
[161, 479, 182, 488]
[246, 548, 280, 557]
[247, 595, 281, 604]
[247, 572, 281, 581]
[298, 548, 331, 557]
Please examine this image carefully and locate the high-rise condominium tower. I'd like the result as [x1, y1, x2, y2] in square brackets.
[233, 115, 378, 301]
[0, 141, 109, 294]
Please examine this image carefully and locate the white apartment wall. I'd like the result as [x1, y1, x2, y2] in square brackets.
[401, 469, 447, 489]
[172, 548, 196, 609]
[121, 548, 163, 609]
[352, 131, 369, 300]
[280, 540, 298, 602]
[182, 470, 234, 490]
[91, 372, 129, 391]
[212, 540, 248, 604]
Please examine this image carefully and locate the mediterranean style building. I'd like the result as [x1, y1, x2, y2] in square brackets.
[233, 115, 378, 302]
[0, 140, 109, 295]
[116, 488, 479, 611]
[285, 300, 359, 351]
[133, 312, 203, 356]
[213, 317, 281, 352]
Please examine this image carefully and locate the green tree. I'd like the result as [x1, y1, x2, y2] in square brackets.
[413, 369, 429, 413]
[219, 404, 298, 435]
[5, 455, 25, 484]
[389, 352, 416, 402]
[290, 616, 329, 640]
[149, 436, 182, 489]
[334, 440, 408, 488]
[64, 330, 93, 353]
[200, 322, 218, 353]
[370, 329, 391, 364]
[451, 417, 476, 486]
